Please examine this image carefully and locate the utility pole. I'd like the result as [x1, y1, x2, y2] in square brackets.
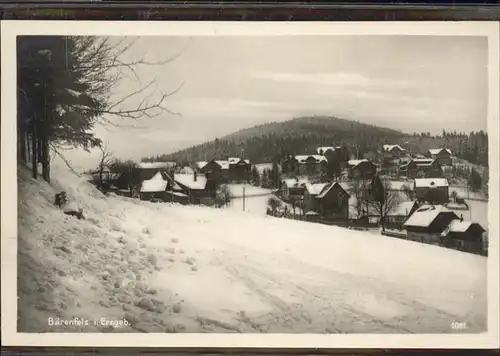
[243, 187, 246, 211]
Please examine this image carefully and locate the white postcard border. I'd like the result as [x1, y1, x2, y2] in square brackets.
[1, 20, 499, 349]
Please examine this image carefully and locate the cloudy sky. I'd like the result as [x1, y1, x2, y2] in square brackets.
[65, 35, 488, 170]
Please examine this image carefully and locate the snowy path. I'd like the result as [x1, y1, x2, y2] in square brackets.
[17, 164, 487, 334]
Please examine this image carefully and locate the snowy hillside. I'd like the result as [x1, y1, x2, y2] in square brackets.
[17, 162, 487, 333]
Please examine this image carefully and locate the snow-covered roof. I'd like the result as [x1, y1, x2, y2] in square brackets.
[138, 161, 176, 169]
[140, 171, 168, 193]
[338, 182, 350, 192]
[316, 182, 350, 199]
[305, 183, 329, 196]
[196, 161, 208, 169]
[174, 173, 207, 190]
[429, 148, 452, 156]
[414, 178, 449, 188]
[305, 211, 319, 216]
[403, 205, 455, 228]
[444, 219, 484, 233]
[295, 155, 327, 163]
[166, 191, 188, 198]
[228, 157, 250, 165]
[383, 144, 405, 152]
[348, 159, 370, 168]
[215, 160, 230, 170]
[447, 219, 473, 233]
[316, 146, 335, 155]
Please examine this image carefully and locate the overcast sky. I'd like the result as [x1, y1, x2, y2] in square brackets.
[64, 35, 488, 170]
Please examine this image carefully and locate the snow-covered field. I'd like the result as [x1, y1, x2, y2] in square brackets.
[226, 184, 289, 216]
[16, 163, 487, 333]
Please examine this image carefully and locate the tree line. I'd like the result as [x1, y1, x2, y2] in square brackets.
[143, 117, 488, 170]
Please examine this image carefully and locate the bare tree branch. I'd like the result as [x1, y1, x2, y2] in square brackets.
[49, 143, 81, 177]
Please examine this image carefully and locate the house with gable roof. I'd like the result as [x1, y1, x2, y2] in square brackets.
[281, 178, 308, 202]
[303, 182, 329, 213]
[414, 178, 449, 204]
[139, 171, 174, 202]
[399, 158, 443, 179]
[173, 171, 216, 205]
[440, 216, 486, 254]
[428, 148, 452, 166]
[403, 205, 459, 245]
[314, 181, 350, 221]
[385, 200, 421, 229]
[295, 154, 328, 175]
[383, 144, 406, 159]
[347, 159, 377, 180]
[227, 157, 252, 182]
[196, 157, 250, 183]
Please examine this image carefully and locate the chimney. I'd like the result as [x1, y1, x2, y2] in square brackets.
[460, 214, 463, 222]
[194, 171, 197, 182]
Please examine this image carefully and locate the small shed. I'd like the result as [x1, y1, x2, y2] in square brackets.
[403, 205, 459, 245]
[441, 218, 486, 254]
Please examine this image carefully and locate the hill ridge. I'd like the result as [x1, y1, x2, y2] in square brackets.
[143, 116, 407, 164]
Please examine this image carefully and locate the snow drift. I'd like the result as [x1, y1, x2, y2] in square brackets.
[17, 162, 487, 333]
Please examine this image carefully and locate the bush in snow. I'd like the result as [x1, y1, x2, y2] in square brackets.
[267, 196, 282, 215]
[54, 191, 67, 207]
[63, 207, 85, 220]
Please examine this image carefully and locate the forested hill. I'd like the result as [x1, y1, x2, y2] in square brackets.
[143, 116, 489, 167]
[143, 116, 408, 164]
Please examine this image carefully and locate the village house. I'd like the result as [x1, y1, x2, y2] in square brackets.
[173, 172, 217, 205]
[295, 155, 328, 175]
[414, 178, 449, 204]
[139, 171, 171, 202]
[196, 158, 250, 183]
[440, 216, 486, 255]
[347, 159, 377, 180]
[303, 182, 329, 213]
[228, 157, 252, 182]
[196, 159, 228, 182]
[428, 148, 453, 166]
[314, 182, 350, 221]
[398, 158, 443, 179]
[385, 200, 421, 230]
[382, 144, 406, 159]
[403, 205, 459, 245]
[281, 178, 308, 202]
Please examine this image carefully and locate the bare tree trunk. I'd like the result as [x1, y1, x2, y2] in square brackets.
[18, 119, 27, 163]
[41, 131, 50, 183]
[31, 122, 38, 179]
[26, 132, 31, 163]
[41, 87, 51, 183]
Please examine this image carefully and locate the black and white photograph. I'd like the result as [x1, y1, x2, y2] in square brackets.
[1, 21, 499, 348]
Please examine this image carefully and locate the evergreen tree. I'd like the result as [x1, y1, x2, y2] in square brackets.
[251, 165, 260, 186]
[261, 168, 269, 188]
[17, 36, 175, 182]
[468, 168, 482, 192]
[270, 161, 280, 188]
